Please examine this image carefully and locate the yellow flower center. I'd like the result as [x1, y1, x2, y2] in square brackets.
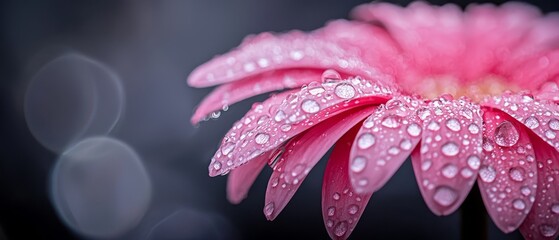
[414, 75, 519, 102]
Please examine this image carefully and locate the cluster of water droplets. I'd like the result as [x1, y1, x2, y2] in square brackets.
[209, 69, 394, 176]
[323, 186, 369, 238]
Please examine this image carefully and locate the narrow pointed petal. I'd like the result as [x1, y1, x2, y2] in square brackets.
[209, 77, 394, 176]
[227, 153, 268, 204]
[187, 20, 396, 88]
[481, 93, 559, 152]
[191, 69, 321, 124]
[349, 96, 424, 194]
[264, 107, 375, 220]
[519, 139, 559, 240]
[322, 126, 372, 240]
[412, 97, 483, 216]
[478, 109, 538, 233]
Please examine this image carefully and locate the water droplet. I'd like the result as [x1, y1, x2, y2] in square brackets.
[427, 121, 440, 131]
[381, 116, 400, 128]
[407, 123, 422, 137]
[280, 124, 292, 132]
[327, 207, 336, 216]
[479, 166, 497, 183]
[388, 147, 400, 155]
[290, 50, 304, 61]
[482, 138, 494, 152]
[212, 161, 222, 170]
[348, 205, 359, 215]
[445, 118, 461, 132]
[441, 142, 460, 156]
[512, 199, 526, 210]
[460, 108, 473, 119]
[461, 168, 474, 178]
[264, 203, 275, 217]
[221, 142, 235, 155]
[357, 133, 375, 149]
[549, 119, 559, 130]
[524, 117, 539, 129]
[301, 99, 320, 113]
[468, 123, 480, 134]
[334, 221, 348, 237]
[321, 69, 341, 82]
[243, 62, 256, 72]
[433, 186, 458, 207]
[417, 108, 431, 120]
[255, 133, 270, 145]
[539, 224, 557, 237]
[333, 193, 341, 200]
[274, 110, 286, 122]
[467, 155, 481, 170]
[351, 157, 367, 173]
[400, 139, 413, 150]
[421, 160, 432, 171]
[510, 103, 519, 111]
[334, 83, 356, 99]
[441, 164, 458, 178]
[551, 203, 559, 214]
[494, 121, 519, 147]
[308, 83, 325, 95]
[545, 130, 556, 139]
[508, 167, 525, 182]
[520, 186, 531, 196]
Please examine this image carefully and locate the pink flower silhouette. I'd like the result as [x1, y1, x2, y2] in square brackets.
[188, 2, 559, 239]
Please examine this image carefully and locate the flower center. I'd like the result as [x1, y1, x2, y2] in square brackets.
[413, 75, 519, 102]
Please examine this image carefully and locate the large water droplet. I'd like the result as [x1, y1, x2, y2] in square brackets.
[524, 116, 540, 129]
[441, 142, 460, 156]
[468, 123, 480, 134]
[301, 99, 320, 114]
[479, 166, 497, 183]
[400, 139, 413, 150]
[549, 118, 559, 130]
[334, 83, 356, 99]
[264, 203, 275, 217]
[221, 142, 235, 155]
[508, 167, 525, 182]
[212, 162, 222, 170]
[321, 69, 341, 82]
[441, 164, 458, 178]
[351, 157, 367, 173]
[512, 199, 526, 210]
[445, 118, 461, 132]
[407, 123, 422, 137]
[539, 224, 558, 237]
[381, 115, 400, 128]
[467, 155, 480, 170]
[334, 221, 348, 237]
[433, 186, 458, 207]
[274, 110, 287, 122]
[327, 207, 336, 216]
[348, 205, 359, 215]
[333, 193, 341, 200]
[551, 203, 559, 214]
[545, 130, 556, 139]
[494, 121, 519, 147]
[520, 186, 531, 196]
[357, 133, 375, 149]
[417, 107, 431, 120]
[255, 133, 270, 145]
[427, 121, 441, 131]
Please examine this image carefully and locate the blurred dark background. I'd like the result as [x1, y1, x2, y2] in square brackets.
[1, 0, 558, 239]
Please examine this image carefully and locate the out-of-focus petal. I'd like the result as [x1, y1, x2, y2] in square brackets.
[478, 109, 537, 233]
[412, 97, 482, 216]
[191, 69, 321, 124]
[227, 152, 269, 204]
[209, 76, 394, 176]
[322, 125, 372, 240]
[519, 137, 559, 240]
[481, 93, 559, 153]
[349, 96, 423, 194]
[264, 106, 375, 220]
[187, 20, 396, 88]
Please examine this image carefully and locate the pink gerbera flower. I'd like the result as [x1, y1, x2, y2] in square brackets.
[188, 2, 559, 239]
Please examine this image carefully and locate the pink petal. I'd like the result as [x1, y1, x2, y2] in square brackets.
[349, 96, 424, 194]
[411, 97, 483, 216]
[209, 76, 394, 176]
[227, 152, 269, 204]
[322, 125, 372, 240]
[481, 93, 559, 153]
[519, 138, 559, 239]
[477, 109, 538, 233]
[536, 79, 559, 103]
[191, 69, 321, 124]
[187, 20, 396, 88]
[263, 106, 375, 220]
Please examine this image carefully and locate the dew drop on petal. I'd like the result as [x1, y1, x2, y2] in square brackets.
[461, 168, 474, 178]
[351, 157, 367, 173]
[549, 119, 559, 131]
[479, 166, 497, 183]
[407, 123, 422, 137]
[545, 130, 556, 139]
[539, 224, 558, 237]
[357, 133, 375, 149]
[301, 99, 320, 114]
[264, 203, 275, 217]
[427, 121, 440, 131]
[524, 116, 539, 129]
[433, 186, 458, 207]
[381, 116, 400, 128]
[348, 205, 359, 215]
[417, 108, 431, 120]
[508, 167, 525, 182]
[334, 221, 348, 237]
[468, 123, 480, 134]
[520, 186, 531, 196]
[551, 204, 559, 214]
[400, 139, 413, 150]
[332, 193, 341, 200]
[445, 118, 461, 132]
[274, 110, 286, 122]
[441, 142, 459, 156]
[327, 207, 336, 216]
[221, 142, 235, 155]
[321, 69, 341, 82]
[467, 155, 480, 170]
[334, 83, 356, 99]
[255, 133, 270, 145]
[213, 162, 222, 170]
[280, 124, 292, 132]
[494, 121, 519, 147]
[512, 199, 526, 211]
[421, 160, 432, 171]
[441, 164, 458, 178]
